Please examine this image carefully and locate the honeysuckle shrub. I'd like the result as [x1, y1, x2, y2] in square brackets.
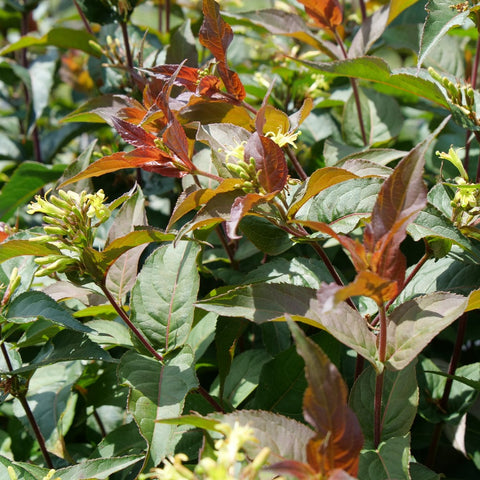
[0, 0, 479, 479]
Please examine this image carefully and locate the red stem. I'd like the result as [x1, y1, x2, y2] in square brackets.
[374, 304, 387, 448]
[100, 283, 164, 362]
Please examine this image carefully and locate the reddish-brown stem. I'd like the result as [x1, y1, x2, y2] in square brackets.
[333, 29, 368, 146]
[197, 386, 225, 413]
[18, 395, 54, 469]
[120, 20, 135, 88]
[100, 283, 164, 362]
[194, 169, 223, 183]
[374, 304, 387, 448]
[73, 0, 93, 34]
[286, 146, 308, 181]
[358, 0, 367, 22]
[93, 409, 107, 437]
[215, 225, 239, 270]
[0, 342, 54, 468]
[426, 313, 468, 468]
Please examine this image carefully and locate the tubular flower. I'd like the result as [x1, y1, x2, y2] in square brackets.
[265, 127, 301, 148]
[27, 189, 112, 277]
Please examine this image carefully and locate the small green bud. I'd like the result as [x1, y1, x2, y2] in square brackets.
[7, 466, 18, 480]
[88, 40, 105, 57]
[428, 66, 443, 83]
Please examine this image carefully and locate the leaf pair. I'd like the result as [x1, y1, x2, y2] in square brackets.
[299, 120, 447, 305]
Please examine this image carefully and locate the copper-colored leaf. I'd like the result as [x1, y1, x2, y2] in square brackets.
[167, 178, 242, 230]
[268, 460, 317, 479]
[59, 148, 184, 187]
[199, 0, 233, 65]
[334, 270, 398, 306]
[198, 75, 223, 96]
[217, 65, 246, 101]
[147, 64, 200, 92]
[111, 117, 157, 148]
[244, 133, 288, 193]
[226, 192, 277, 239]
[298, 0, 343, 30]
[289, 320, 363, 477]
[363, 138, 428, 282]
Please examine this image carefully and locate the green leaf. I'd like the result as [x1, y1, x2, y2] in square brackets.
[288, 167, 359, 219]
[210, 349, 272, 407]
[350, 362, 418, 448]
[0, 238, 59, 263]
[410, 462, 442, 480]
[166, 19, 198, 67]
[30, 51, 57, 122]
[98, 228, 177, 277]
[130, 242, 200, 352]
[418, 0, 471, 68]
[0, 456, 48, 480]
[13, 361, 83, 456]
[62, 94, 143, 124]
[118, 348, 198, 469]
[0, 27, 101, 57]
[218, 410, 313, 464]
[197, 283, 380, 371]
[253, 342, 307, 420]
[388, 0, 421, 23]
[0, 162, 65, 221]
[9, 331, 113, 374]
[56, 455, 143, 480]
[7, 291, 94, 333]
[302, 56, 448, 107]
[358, 434, 411, 480]
[385, 292, 468, 370]
[239, 216, 292, 255]
[408, 204, 477, 255]
[343, 89, 403, 146]
[305, 177, 382, 234]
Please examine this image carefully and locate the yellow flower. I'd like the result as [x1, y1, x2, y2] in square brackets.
[265, 127, 301, 148]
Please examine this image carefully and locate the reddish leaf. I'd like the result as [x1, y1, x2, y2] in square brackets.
[111, 117, 157, 148]
[334, 270, 399, 306]
[298, 0, 343, 30]
[217, 65, 246, 101]
[147, 64, 200, 91]
[268, 460, 317, 479]
[198, 75, 223, 96]
[244, 133, 288, 193]
[199, 0, 233, 65]
[289, 321, 363, 477]
[59, 149, 184, 187]
[167, 178, 243, 230]
[226, 191, 277, 239]
[363, 138, 429, 282]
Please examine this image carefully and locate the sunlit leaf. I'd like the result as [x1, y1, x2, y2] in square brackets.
[386, 292, 468, 370]
[297, 0, 343, 31]
[388, 0, 421, 24]
[0, 239, 60, 263]
[244, 132, 288, 193]
[111, 117, 156, 148]
[62, 94, 143, 124]
[168, 178, 241, 230]
[288, 167, 359, 219]
[466, 288, 480, 312]
[226, 192, 277, 239]
[301, 56, 448, 107]
[119, 348, 198, 469]
[199, 0, 233, 65]
[0, 27, 101, 57]
[418, 0, 471, 68]
[130, 242, 200, 352]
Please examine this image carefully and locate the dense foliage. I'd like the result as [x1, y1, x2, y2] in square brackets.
[0, 0, 479, 479]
